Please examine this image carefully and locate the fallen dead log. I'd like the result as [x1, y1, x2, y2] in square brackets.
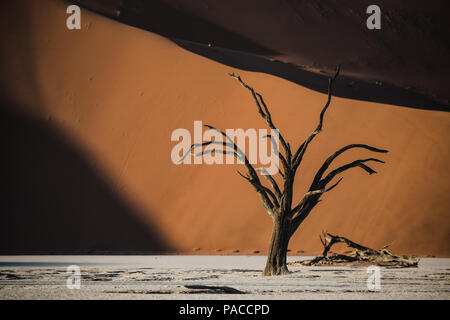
[293, 232, 418, 267]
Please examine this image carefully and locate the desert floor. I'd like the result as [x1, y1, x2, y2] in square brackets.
[0, 256, 448, 300]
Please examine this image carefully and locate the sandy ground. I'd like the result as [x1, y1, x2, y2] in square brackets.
[0, 256, 449, 300]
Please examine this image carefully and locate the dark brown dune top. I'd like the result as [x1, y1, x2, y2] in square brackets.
[75, 0, 450, 109]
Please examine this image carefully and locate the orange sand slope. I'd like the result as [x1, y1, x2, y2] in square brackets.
[73, 0, 450, 107]
[1, 0, 449, 256]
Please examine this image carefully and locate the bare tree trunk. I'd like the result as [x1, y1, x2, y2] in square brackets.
[263, 215, 291, 276]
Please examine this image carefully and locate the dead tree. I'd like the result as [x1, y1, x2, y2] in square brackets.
[184, 66, 388, 275]
[297, 232, 418, 267]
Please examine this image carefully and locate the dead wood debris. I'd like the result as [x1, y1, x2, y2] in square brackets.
[291, 232, 418, 267]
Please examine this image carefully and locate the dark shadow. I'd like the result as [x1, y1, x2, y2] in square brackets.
[74, 0, 277, 56]
[173, 39, 448, 111]
[74, 0, 448, 111]
[0, 100, 172, 254]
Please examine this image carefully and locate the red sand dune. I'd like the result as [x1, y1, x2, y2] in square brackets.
[1, 0, 449, 256]
[74, 0, 450, 107]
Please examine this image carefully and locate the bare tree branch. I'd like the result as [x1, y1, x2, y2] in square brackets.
[203, 124, 245, 157]
[182, 123, 277, 212]
[290, 157, 384, 237]
[256, 168, 282, 200]
[261, 134, 288, 175]
[289, 198, 318, 237]
[194, 148, 241, 160]
[237, 171, 279, 210]
[289, 177, 343, 235]
[319, 158, 385, 188]
[311, 144, 388, 188]
[290, 177, 343, 218]
[229, 73, 291, 165]
[325, 176, 344, 192]
[290, 189, 324, 218]
[276, 164, 285, 178]
[292, 65, 341, 169]
[179, 140, 244, 163]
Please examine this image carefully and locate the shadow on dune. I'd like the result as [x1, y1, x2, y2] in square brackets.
[173, 39, 448, 111]
[75, 0, 449, 111]
[75, 0, 277, 56]
[0, 101, 172, 254]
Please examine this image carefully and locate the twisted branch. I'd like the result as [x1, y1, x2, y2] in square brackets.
[229, 73, 291, 166]
[181, 124, 276, 215]
[292, 65, 341, 169]
[261, 134, 287, 176]
[319, 158, 385, 188]
[290, 177, 343, 218]
[311, 144, 388, 189]
[237, 171, 279, 208]
[256, 168, 282, 200]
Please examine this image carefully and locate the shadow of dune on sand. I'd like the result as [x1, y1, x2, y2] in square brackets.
[173, 39, 448, 111]
[74, 0, 277, 56]
[74, 0, 449, 111]
[76, 0, 450, 111]
[0, 101, 172, 254]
